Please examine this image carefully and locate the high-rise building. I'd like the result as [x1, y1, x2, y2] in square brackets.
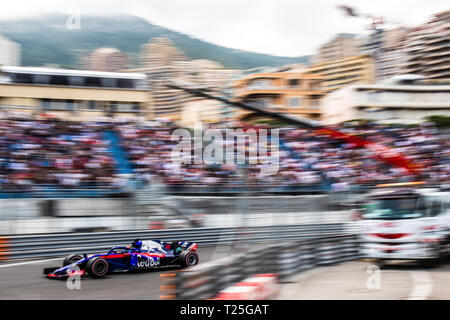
[375, 27, 410, 81]
[233, 65, 324, 121]
[130, 38, 239, 123]
[178, 60, 241, 126]
[403, 10, 450, 82]
[126, 61, 240, 123]
[312, 33, 361, 64]
[83, 48, 128, 72]
[140, 38, 186, 69]
[0, 35, 21, 66]
[130, 38, 189, 121]
[306, 54, 375, 93]
[360, 27, 410, 81]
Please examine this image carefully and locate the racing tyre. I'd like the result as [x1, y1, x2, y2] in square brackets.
[373, 259, 385, 268]
[422, 258, 440, 268]
[179, 251, 199, 268]
[86, 257, 109, 278]
[63, 254, 86, 266]
[445, 238, 450, 259]
[422, 244, 444, 268]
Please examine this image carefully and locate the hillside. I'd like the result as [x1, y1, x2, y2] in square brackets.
[0, 14, 311, 70]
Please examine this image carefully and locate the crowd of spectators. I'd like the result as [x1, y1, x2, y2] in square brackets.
[0, 118, 119, 191]
[117, 121, 321, 188]
[117, 120, 450, 190]
[117, 123, 241, 188]
[0, 116, 448, 192]
[281, 122, 450, 189]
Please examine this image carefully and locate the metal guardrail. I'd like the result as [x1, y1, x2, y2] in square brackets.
[0, 184, 129, 199]
[160, 234, 360, 300]
[0, 223, 349, 260]
[154, 184, 330, 196]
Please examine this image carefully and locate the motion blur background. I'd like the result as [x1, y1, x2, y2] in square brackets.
[0, 0, 448, 300]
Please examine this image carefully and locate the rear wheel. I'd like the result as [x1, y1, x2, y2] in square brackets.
[63, 254, 85, 267]
[444, 237, 450, 259]
[179, 251, 199, 268]
[86, 257, 109, 278]
[422, 258, 440, 268]
[372, 259, 385, 268]
[422, 244, 443, 268]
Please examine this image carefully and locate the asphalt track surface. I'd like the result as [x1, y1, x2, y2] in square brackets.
[0, 246, 226, 300]
[1, 246, 449, 300]
[277, 259, 450, 300]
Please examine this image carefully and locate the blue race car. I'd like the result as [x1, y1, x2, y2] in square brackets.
[43, 239, 199, 279]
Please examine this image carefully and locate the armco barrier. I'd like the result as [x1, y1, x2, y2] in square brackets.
[2, 223, 349, 260]
[0, 237, 9, 260]
[214, 274, 279, 300]
[160, 234, 360, 300]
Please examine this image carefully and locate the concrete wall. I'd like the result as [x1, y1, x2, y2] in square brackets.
[56, 198, 132, 217]
[321, 84, 450, 124]
[0, 198, 135, 234]
[0, 216, 139, 234]
[0, 198, 132, 219]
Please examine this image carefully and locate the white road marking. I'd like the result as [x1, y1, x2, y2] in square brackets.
[408, 271, 433, 300]
[0, 258, 62, 269]
[275, 267, 327, 299]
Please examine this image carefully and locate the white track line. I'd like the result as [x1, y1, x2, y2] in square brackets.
[0, 258, 62, 269]
[408, 271, 433, 300]
[275, 267, 327, 299]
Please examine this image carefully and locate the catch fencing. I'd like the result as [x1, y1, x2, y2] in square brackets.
[160, 234, 360, 300]
[0, 223, 351, 260]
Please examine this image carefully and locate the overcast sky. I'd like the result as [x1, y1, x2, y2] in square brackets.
[0, 0, 448, 56]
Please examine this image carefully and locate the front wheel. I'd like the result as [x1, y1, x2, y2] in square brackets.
[86, 257, 109, 278]
[422, 244, 444, 268]
[179, 251, 199, 268]
[63, 254, 86, 266]
[422, 258, 440, 268]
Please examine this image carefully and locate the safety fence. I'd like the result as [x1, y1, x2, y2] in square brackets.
[0, 223, 351, 260]
[160, 234, 360, 300]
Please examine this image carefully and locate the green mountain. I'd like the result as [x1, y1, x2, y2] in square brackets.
[0, 14, 310, 70]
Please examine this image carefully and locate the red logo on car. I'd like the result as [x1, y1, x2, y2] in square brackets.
[379, 222, 395, 227]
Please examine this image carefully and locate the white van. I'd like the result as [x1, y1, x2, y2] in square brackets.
[357, 185, 450, 265]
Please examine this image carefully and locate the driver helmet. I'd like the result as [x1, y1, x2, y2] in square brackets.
[131, 239, 143, 250]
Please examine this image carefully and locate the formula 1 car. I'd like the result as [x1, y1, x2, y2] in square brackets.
[43, 239, 199, 279]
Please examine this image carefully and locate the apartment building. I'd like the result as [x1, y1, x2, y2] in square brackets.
[177, 60, 241, 126]
[130, 39, 240, 123]
[140, 37, 187, 69]
[321, 75, 450, 124]
[404, 10, 450, 82]
[312, 33, 361, 64]
[0, 35, 21, 66]
[375, 27, 410, 81]
[131, 38, 189, 121]
[306, 54, 375, 93]
[233, 66, 324, 121]
[124, 65, 184, 121]
[83, 48, 129, 72]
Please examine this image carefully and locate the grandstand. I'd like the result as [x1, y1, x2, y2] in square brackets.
[0, 116, 447, 198]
